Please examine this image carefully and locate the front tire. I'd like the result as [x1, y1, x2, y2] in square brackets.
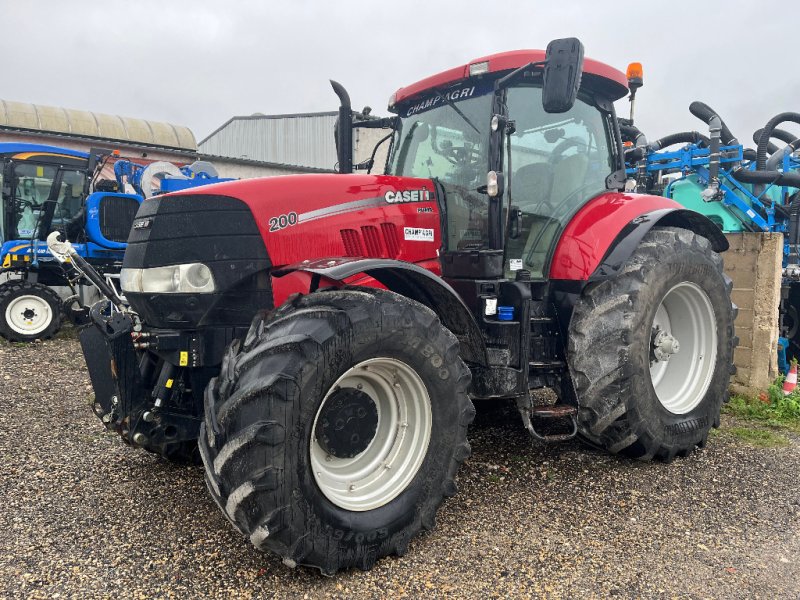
[568, 227, 736, 461]
[0, 280, 62, 342]
[199, 288, 474, 574]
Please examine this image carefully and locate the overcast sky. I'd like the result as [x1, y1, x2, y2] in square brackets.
[3, 1, 797, 147]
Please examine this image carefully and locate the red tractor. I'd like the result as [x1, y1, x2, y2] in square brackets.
[59, 39, 735, 574]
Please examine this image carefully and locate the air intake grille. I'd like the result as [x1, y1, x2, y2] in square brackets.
[360, 226, 383, 257]
[341, 223, 406, 258]
[99, 196, 140, 242]
[380, 223, 400, 257]
[340, 229, 364, 256]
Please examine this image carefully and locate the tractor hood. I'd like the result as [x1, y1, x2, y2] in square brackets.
[166, 173, 442, 266]
[122, 173, 442, 328]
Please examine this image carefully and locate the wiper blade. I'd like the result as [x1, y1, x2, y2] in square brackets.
[434, 88, 480, 135]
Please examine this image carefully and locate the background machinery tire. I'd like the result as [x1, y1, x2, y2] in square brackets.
[0, 280, 62, 342]
[199, 288, 474, 574]
[568, 226, 736, 461]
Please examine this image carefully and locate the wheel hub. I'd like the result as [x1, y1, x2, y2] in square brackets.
[652, 327, 681, 362]
[649, 282, 717, 415]
[309, 357, 433, 512]
[5, 293, 52, 335]
[314, 387, 379, 458]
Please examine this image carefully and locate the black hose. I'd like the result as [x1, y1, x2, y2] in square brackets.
[754, 127, 797, 153]
[619, 124, 646, 146]
[732, 168, 800, 192]
[743, 149, 757, 161]
[756, 112, 800, 171]
[689, 101, 738, 145]
[649, 131, 710, 151]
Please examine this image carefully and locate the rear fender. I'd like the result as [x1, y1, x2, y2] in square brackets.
[549, 192, 728, 281]
[273, 258, 488, 365]
[590, 208, 728, 280]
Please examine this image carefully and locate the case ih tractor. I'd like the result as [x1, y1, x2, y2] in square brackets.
[52, 38, 735, 574]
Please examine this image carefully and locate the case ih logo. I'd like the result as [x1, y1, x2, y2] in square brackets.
[132, 218, 153, 230]
[384, 189, 432, 204]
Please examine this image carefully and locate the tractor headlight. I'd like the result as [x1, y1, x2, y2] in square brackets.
[121, 263, 216, 294]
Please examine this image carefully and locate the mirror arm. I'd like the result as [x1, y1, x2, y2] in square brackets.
[494, 60, 546, 91]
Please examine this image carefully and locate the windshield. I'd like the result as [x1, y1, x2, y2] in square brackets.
[389, 81, 614, 273]
[388, 85, 494, 250]
[6, 163, 87, 240]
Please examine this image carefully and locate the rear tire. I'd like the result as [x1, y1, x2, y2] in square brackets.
[568, 227, 736, 461]
[199, 288, 473, 574]
[0, 280, 62, 342]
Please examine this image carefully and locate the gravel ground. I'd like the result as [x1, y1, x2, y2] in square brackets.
[1, 334, 799, 599]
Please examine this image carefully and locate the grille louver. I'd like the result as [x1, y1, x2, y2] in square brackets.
[99, 196, 140, 243]
[340, 229, 364, 256]
[340, 223, 405, 258]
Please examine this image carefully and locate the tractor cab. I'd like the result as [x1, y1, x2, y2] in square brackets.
[0, 145, 90, 243]
[384, 48, 629, 280]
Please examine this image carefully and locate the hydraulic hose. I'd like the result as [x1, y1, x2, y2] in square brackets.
[754, 127, 798, 154]
[619, 122, 648, 192]
[619, 123, 646, 146]
[756, 112, 800, 171]
[648, 131, 709, 151]
[689, 101, 738, 145]
[732, 168, 800, 196]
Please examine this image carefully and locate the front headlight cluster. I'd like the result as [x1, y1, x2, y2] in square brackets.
[121, 263, 216, 294]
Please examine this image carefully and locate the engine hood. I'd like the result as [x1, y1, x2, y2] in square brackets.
[169, 173, 441, 266]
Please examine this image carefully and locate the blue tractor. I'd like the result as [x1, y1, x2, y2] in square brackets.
[0, 143, 228, 341]
[619, 66, 800, 369]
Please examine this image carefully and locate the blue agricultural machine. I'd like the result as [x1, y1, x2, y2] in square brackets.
[0, 143, 229, 341]
[620, 66, 800, 370]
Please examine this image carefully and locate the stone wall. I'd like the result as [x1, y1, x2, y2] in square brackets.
[723, 232, 783, 396]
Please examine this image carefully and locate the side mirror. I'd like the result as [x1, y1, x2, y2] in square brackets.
[542, 37, 584, 113]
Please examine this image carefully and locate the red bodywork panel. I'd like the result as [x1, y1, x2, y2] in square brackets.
[392, 49, 629, 106]
[549, 192, 682, 281]
[170, 174, 442, 303]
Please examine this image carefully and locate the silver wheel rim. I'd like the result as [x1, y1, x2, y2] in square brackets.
[5, 294, 52, 336]
[310, 358, 432, 512]
[649, 282, 717, 414]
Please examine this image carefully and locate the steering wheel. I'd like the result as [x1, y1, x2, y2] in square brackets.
[14, 196, 36, 210]
[548, 137, 588, 166]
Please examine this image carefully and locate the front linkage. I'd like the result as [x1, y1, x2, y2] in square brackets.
[48, 233, 202, 460]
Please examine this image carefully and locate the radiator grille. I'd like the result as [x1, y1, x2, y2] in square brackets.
[99, 196, 140, 243]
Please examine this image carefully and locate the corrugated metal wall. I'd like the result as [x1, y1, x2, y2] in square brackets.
[199, 113, 339, 170]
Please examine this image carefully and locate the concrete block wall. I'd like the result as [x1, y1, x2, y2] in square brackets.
[723, 232, 783, 397]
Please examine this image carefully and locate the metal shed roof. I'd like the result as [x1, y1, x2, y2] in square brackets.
[0, 99, 197, 151]
[198, 112, 339, 171]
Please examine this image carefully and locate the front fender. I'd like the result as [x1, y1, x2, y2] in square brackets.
[274, 257, 488, 365]
[549, 192, 728, 281]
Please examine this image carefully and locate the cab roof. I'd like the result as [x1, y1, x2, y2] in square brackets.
[392, 49, 629, 108]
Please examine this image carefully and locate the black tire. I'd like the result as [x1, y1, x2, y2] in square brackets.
[199, 288, 474, 574]
[0, 280, 62, 342]
[568, 227, 737, 461]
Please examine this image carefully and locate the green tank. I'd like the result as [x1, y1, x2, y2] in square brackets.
[665, 174, 745, 232]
